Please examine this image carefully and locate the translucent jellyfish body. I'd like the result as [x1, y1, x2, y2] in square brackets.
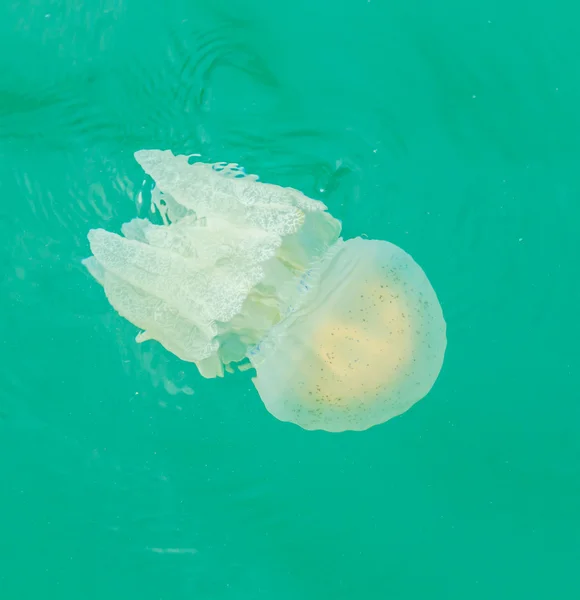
[84, 150, 446, 432]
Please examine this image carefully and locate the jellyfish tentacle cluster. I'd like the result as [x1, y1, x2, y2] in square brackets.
[85, 149, 446, 431]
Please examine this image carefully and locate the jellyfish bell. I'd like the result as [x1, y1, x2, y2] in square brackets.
[248, 237, 446, 432]
[84, 149, 446, 432]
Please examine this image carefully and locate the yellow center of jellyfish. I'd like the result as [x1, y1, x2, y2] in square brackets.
[308, 281, 415, 407]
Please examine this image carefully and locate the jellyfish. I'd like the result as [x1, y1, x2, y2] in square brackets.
[84, 150, 446, 432]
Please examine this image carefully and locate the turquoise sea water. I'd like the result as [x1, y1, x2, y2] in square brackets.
[1, 1, 579, 598]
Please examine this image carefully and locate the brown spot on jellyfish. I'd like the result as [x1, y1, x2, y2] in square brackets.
[84, 149, 446, 432]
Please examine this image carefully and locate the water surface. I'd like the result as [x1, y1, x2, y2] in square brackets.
[1, 1, 579, 598]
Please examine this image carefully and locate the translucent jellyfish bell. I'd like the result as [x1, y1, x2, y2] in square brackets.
[84, 150, 446, 432]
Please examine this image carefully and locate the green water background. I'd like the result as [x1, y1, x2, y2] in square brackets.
[1, 1, 579, 598]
